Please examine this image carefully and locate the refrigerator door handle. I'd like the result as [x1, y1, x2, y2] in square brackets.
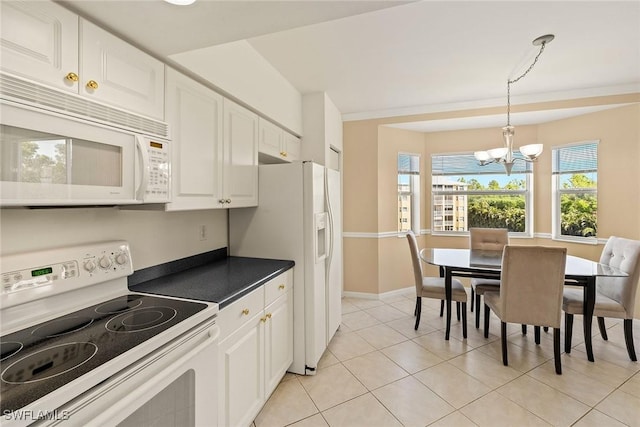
[325, 171, 334, 278]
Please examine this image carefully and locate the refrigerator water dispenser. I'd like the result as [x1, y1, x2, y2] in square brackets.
[314, 212, 328, 263]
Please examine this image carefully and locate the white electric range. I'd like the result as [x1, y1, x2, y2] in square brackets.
[0, 241, 219, 427]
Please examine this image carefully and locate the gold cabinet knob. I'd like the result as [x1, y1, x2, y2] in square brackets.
[225, 199, 231, 204]
[266, 313, 272, 319]
[278, 284, 285, 290]
[86, 80, 99, 90]
[65, 72, 79, 82]
[219, 199, 226, 204]
[280, 151, 288, 157]
[260, 317, 267, 323]
[241, 308, 250, 316]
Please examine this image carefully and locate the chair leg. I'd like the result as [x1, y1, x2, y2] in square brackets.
[439, 300, 444, 317]
[414, 297, 422, 330]
[456, 302, 461, 321]
[501, 322, 508, 366]
[565, 312, 573, 354]
[522, 324, 527, 335]
[597, 317, 608, 341]
[470, 288, 475, 312]
[624, 319, 637, 362]
[534, 326, 541, 345]
[475, 293, 481, 329]
[553, 327, 562, 375]
[484, 304, 490, 338]
[461, 303, 467, 339]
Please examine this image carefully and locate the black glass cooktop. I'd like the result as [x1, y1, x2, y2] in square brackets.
[0, 294, 206, 413]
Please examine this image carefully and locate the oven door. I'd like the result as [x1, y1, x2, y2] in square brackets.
[47, 318, 219, 427]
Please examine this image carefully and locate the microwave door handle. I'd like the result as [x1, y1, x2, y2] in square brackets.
[135, 136, 150, 201]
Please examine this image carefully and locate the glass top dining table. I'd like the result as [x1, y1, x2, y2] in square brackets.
[419, 248, 629, 362]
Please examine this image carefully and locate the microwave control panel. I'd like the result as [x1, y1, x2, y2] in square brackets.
[143, 139, 170, 203]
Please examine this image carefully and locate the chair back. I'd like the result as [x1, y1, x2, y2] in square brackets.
[406, 230, 424, 293]
[499, 245, 567, 327]
[597, 236, 640, 316]
[470, 228, 509, 251]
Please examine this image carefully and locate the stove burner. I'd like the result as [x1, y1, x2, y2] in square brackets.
[0, 342, 23, 361]
[1, 342, 98, 384]
[95, 295, 143, 314]
[105, 307, 177, 333]
[32, 316, 94, 338]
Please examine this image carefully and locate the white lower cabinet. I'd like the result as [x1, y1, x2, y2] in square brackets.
[218, 270, 293, 427]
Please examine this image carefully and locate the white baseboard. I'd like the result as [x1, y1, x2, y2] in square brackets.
[343, 286, 414, 300]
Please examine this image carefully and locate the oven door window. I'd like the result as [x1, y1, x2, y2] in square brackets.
[1, 125, 123, 187]
[118, 370, 196, 427]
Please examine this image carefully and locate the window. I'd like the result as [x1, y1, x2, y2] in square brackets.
[431, 152, 533, 235]
[398, 153, 420, 233]
[552, 141, 598, 242]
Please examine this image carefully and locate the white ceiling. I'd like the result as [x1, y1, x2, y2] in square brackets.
[59, 0, 640, 129]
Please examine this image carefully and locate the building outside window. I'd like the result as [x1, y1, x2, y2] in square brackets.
[552, 141, 598, 242]
[431, 152, 533, 235]
[398, 153, 420, 233]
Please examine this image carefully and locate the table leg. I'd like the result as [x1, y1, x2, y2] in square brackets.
[445, 268, 452, 340]
[583, 276, 596, 362]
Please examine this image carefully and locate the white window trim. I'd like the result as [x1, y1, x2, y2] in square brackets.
[398, 152, 421, 235]
[551, 140, 599, 245]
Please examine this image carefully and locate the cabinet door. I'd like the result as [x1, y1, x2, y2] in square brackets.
[264, 291, 293, 398]
[80, 19, 164, 119]
[0, 1, 78, 92]
[258, 118, 283, 159]
[218, 314, 264, 427]
[283, 133, 301, 162]
[165, 68, 224, 211]
[223, 99, 258, 208]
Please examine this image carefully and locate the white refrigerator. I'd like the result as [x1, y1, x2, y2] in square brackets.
[229, 161, 342, 375]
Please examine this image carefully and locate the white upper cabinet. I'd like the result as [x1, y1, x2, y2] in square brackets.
[0, 1, 78, 91]
[258, 118, 301, 163]
[79, 19, 165, 119]
[223, 99, 258, 208]
[165, 68, 223, 211]
[0, 1, 164, 120]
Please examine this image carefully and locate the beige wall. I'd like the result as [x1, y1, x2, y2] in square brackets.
[343, 97, 640, 315]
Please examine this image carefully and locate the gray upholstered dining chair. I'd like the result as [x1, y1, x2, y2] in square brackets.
[563, 236, 640, 361]
[406, 230, 468, 334]
[470, 228, 509, 328]
[483, 245, 567, 374]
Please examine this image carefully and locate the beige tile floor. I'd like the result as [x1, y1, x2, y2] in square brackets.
[253, 291, 640, 427]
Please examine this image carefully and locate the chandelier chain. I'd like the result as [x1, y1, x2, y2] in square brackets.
[506, 41, 548, 126]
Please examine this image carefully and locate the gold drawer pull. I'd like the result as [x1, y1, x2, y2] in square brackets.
[278, 284, 285, 290]
[241, 308, 250, 316]
[66, 72, 78, 82]
[86, 80, 99, 90]
[260, 316, 267, 323]
[266, 313, 272, 319]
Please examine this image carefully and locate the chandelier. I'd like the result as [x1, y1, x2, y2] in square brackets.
[474, 34, 555, 175]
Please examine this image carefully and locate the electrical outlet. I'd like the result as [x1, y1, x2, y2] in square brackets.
[198, 225, 207, 241]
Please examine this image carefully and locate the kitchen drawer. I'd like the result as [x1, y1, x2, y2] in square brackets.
[264, 270, 292, 307]
[218, 286, 264, 341]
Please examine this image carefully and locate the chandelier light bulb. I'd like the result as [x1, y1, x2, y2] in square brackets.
[520, 144, 544, 160]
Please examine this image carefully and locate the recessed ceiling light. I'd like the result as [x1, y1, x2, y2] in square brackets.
[164, 0, 196, 5]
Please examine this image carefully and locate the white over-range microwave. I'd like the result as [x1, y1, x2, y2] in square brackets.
[0, 100, 171, 206]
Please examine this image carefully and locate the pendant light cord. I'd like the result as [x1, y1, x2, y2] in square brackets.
[506, 41, 548, 126]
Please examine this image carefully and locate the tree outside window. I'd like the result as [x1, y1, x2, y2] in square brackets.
[552, 141, 598, 242]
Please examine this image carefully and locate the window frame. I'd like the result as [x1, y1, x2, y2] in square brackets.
[551, 140, 599, 245]
[431, 151, 534, 237]
[398, 152, 421, 235]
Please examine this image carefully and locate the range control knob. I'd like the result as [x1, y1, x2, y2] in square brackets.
[84, 260, 97, 272]
[115, 253, 128, 265]
[98, 256, 112, 269]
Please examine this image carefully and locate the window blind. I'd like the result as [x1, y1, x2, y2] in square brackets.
[398, 154, 420, 175]
[552, 142, 598, 175]
[432, 153, 532, 176]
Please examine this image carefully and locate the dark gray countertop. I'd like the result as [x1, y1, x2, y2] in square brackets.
[129, 251, 294, 309]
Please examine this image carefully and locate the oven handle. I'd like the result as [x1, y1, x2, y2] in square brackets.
[86, 325, 219, 425]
